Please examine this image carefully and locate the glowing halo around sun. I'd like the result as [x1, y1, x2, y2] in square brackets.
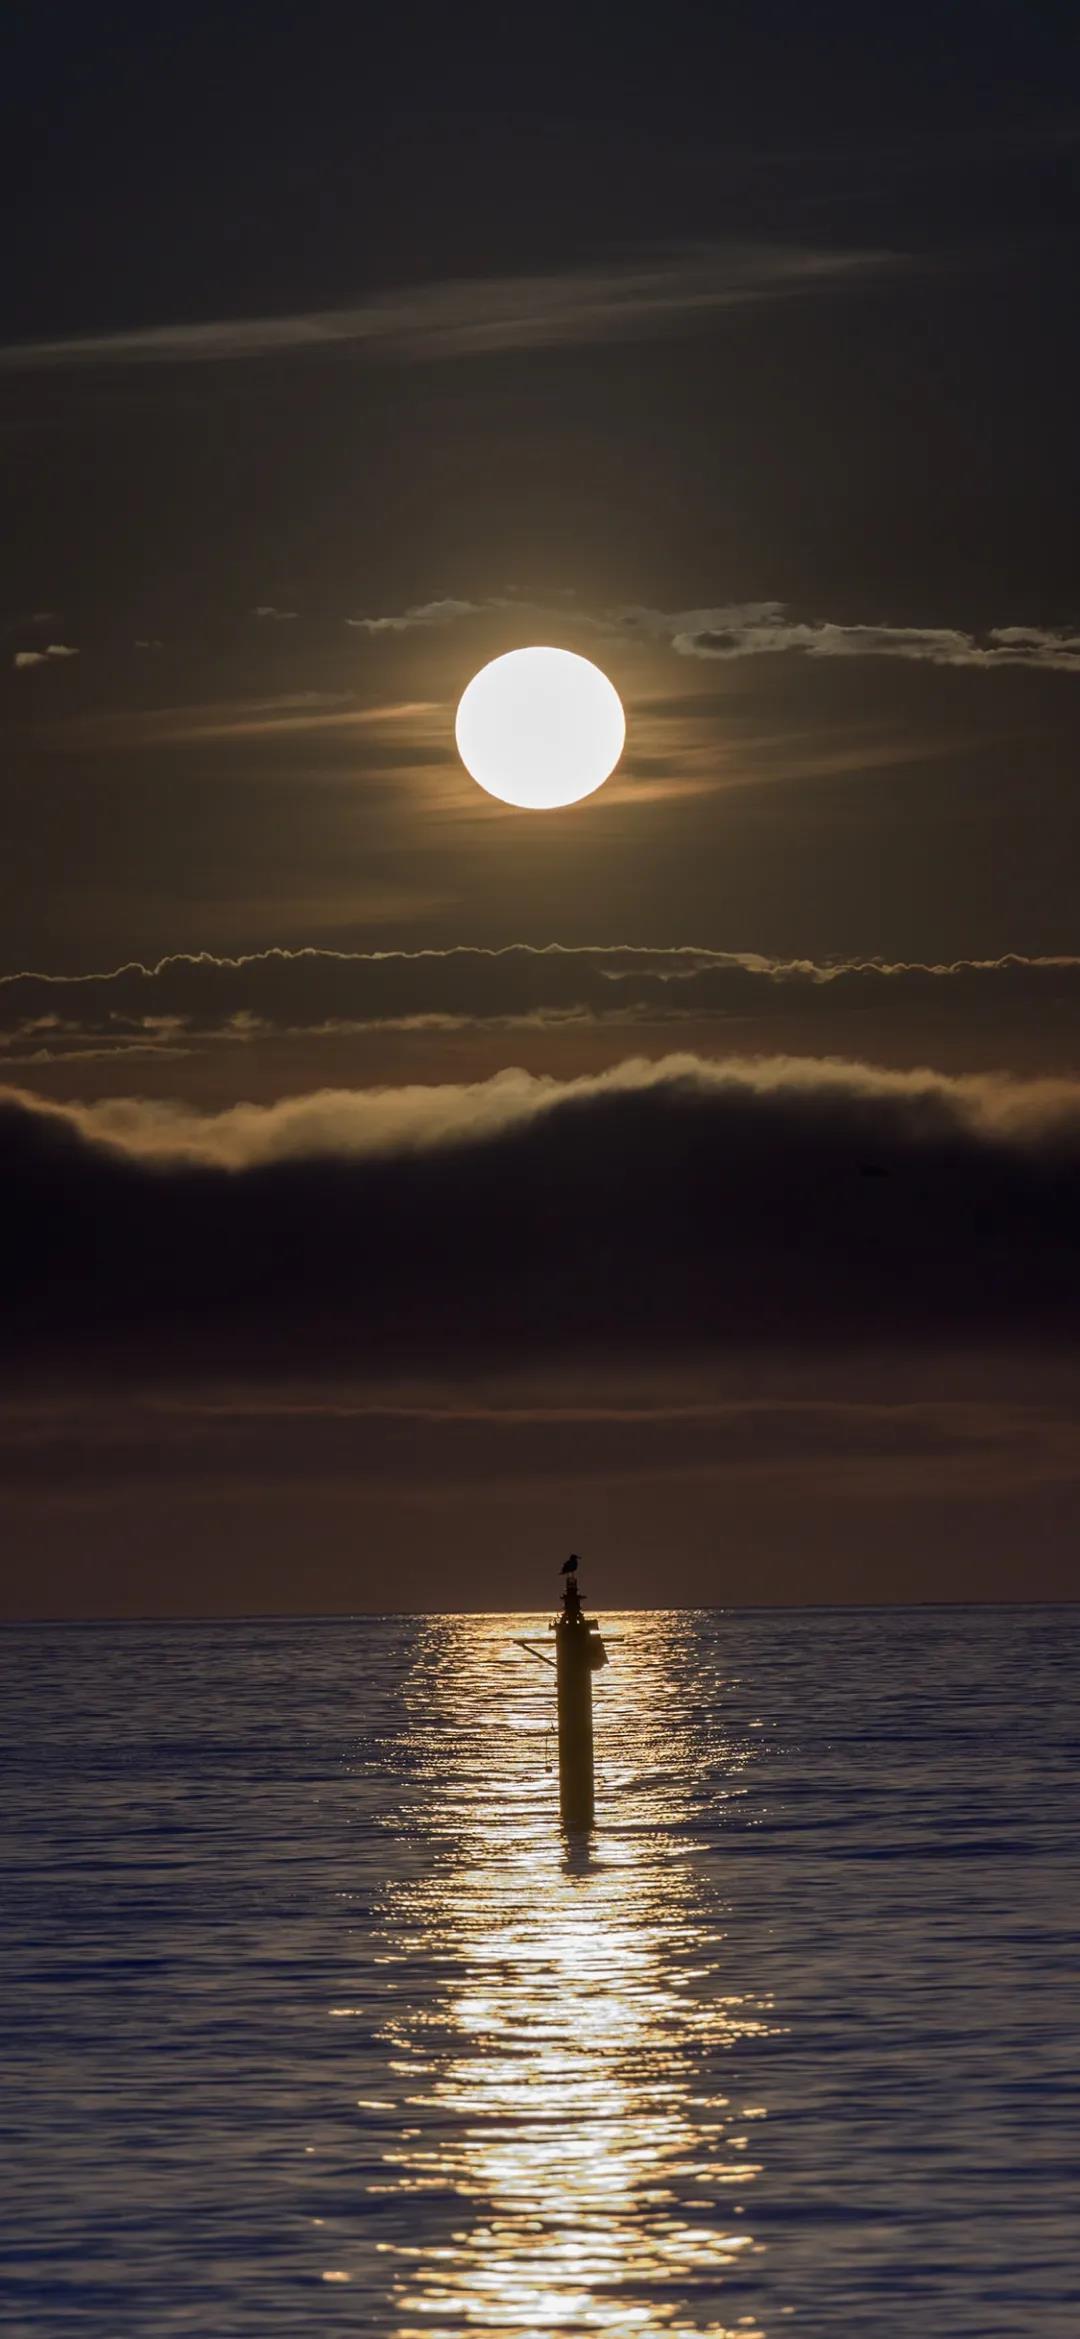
[454, 646, 626, 810]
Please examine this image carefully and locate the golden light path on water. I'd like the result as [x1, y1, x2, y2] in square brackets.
[328, 1615, 783, 2337]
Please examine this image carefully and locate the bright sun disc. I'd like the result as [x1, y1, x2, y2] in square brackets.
[454, 646, 625, 810]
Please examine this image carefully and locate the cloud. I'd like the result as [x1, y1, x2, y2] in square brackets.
[4, 1052, 1080, 1385]
[15, 582, 1079, 685]
[2, 943, 1079, 1056]
[617, 602, 1080, 674]
[0, 243, 896, 372]
[346, 598, 485, 634]
[25, 691, 436, 752]
[325, 587, 1080, 675]
[4, 1389, 1077, 1502]
[12, 642, 79, 670]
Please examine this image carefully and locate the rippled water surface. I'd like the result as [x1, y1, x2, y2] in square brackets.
[3, 1608, 1078, 2335]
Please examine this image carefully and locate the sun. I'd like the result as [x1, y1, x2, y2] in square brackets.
[454, 646, 625, 810]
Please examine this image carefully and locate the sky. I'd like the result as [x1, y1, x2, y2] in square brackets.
[4, 2, 1080, 1615]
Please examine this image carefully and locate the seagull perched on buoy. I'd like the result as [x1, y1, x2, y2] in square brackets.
[561, 1555, 580, 1574]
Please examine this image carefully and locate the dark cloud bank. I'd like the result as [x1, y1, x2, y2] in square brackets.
[4, 1053, 1079, 1385]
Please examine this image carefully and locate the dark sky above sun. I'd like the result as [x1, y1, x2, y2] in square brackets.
[4, 3, 1080, 1615]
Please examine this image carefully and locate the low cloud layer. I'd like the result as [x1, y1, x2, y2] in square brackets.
[3, 944, 1079, 1060]
[0, 244, 891, 372]
[4, 1389, 1076, 1503]
[4, 1052, 1080, 1384]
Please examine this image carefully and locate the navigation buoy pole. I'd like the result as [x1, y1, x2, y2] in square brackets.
[517, 1555, 608, 1831]
[556, 1577, 597, 1830]
[515, 1556, 608, 1829]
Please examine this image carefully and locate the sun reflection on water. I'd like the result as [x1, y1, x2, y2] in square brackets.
[339, 1615, 778, 2336]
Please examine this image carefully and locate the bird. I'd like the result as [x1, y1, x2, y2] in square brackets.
[561, 1555, 580, 1574]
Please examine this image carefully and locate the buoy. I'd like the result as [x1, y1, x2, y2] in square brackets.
[516, 1555, 607, 1832]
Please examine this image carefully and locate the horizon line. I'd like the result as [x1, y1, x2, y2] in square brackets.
[3, 1597, 1077, 1628]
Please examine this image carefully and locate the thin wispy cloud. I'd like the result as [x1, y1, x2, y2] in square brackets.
[0, 243, 897, 372]
[3, 944, 1078, 1058]
[5, 1388, 1078, 1503]
[12, 591, 1080, 680]
[333, 590, 1080, 675]
[617, 602, 1080, 673]
[12, 642, 79, 671]
[14, 692, 439, 750]
[346, 598, 484, 634]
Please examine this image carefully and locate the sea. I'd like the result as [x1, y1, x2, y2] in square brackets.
[2, 1607, 1078, 2337]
